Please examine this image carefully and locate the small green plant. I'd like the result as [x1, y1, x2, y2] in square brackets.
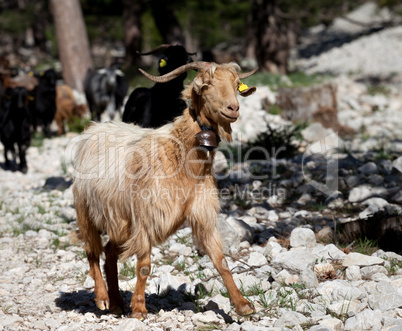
[310, 202, 326, 212]
[367, 84, 390, 96]
[219, 288, 229, 298]
[61, 158, 68, 175]
[176, 234, 191, 246]
[267, 104, 282, 115]
[354, 236, 379, 255]
[120, 262, 136, 279]
[383, 257, 402, 275]
[35, 256, 43, 268]
[52, 238, 61, 250]
[77, 250, 87, 260]
[258, 291, 270, 309]
[234, 197, 252, 210]
[326, 298, 351, 323]
[67, 116, 91, 133]
[31, 131, 45, 148]
[37, 204, 47, 215]
[175, 259, 186, 271]
[243, 282, 266, 297]
[243, 123, 304, 160]
[183, 284, 213, 313]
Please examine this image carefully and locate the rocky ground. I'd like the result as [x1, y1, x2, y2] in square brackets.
[2, 13, 402, 331]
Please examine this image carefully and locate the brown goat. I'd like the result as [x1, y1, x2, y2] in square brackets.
[71, 62, 257, 318]
[55, 85, 87, 135]
[0, 58, 38, 91]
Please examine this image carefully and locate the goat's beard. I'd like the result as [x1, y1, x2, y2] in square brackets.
[217, 122, 233, 143]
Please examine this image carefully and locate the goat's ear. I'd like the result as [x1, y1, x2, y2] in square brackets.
[193, 76, 207, 95]
[239, 86, 256, 97]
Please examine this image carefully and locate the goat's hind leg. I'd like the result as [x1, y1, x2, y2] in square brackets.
[104, 241, 125, 314]
[75, 202, 110, 310]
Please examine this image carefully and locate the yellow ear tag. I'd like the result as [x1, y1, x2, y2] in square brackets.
[28, 71, 34, 77]
[238, 82, 248, 92]
[159, 59, 167, 67]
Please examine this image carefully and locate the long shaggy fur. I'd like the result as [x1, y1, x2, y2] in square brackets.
[72, 62, 256, 317]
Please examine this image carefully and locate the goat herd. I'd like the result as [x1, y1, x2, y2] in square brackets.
[0, 45, 195, 173]
[1, 43, 261, 319]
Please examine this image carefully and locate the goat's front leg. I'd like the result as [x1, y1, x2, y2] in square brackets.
[130, 251, 151, 319]
[18, 143, 28, 174]
[4, 148, 10, 168]
[197, 228, 254, 316]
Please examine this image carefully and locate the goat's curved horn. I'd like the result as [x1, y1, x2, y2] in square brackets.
[139, 61, 210, 83]
[238, 67, 259, 79]
[136, 44, 171, 55]
[186, 51, 197, 56]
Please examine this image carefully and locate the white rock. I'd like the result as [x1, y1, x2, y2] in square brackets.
[345, 266, 362, 281]
[271, 249, 316, 274]
[359, 197, 389, 218]
[360, 265, 388, 280]
[117, 318, 148, 331]
[317, 279, 367, 301]
[262, 241, 285, 259]
[247, 251, 267, 267]
[348, 186, 373, 203]
[344, 308, 383, 331]
[192, 310, 221, 325]
[226, 216, 255, 243]
[267, 210, 279, 221]
[274, 310, 309, 327]
[343, 252, 385, 267]
[290, 227, 317, 248]
[169, 242, 192, 256]
[319, 317, 345, 331]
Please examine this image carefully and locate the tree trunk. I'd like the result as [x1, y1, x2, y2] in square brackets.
[50, 0, 92, 92]
[150, 0, 185, 45]
[122, 0, 143, 67]
[249, 0, 297, 74]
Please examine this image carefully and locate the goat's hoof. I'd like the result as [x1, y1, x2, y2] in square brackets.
[95, 299, 110, 310]
[130, 311, 147, 320]
[236, 302, 255, 316]
[110, 303, 124, 315]
[110, 306, 124, 315]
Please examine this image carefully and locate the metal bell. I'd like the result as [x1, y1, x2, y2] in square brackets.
[194, 130, 220, 150]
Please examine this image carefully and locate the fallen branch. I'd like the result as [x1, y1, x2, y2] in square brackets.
[201, 254, 259, 282]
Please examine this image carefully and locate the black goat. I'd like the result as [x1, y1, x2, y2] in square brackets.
[31, 69, 57, 137]
[0, 86, 32, 173]
[122, 44, 195, 128]
[84, 63, 128, 122]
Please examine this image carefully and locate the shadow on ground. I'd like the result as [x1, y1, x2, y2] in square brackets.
[56, 287, 233, 322]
